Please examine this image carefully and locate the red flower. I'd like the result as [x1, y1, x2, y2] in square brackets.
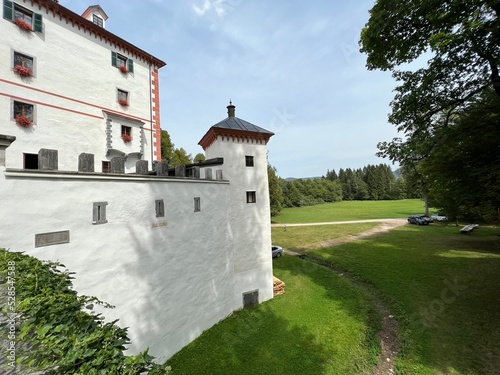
[118, 65, 128, 73]
[14, 18, 32, 31]
[118, 99, 129, 106]
[122, 133, 132, 143]
[15, 115, 32, 128]
[13, 65, 32, 77]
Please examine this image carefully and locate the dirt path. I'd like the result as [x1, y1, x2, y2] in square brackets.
[282, 219, 404, 374]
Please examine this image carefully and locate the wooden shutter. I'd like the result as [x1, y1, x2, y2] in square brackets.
[111, 51, 117, 67]
[127, 59, 134, 73]
[3, 0, 13, 21]
[33, 13, 42, 32]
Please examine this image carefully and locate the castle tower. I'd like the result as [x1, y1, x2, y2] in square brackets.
[199, 102, 275, 309]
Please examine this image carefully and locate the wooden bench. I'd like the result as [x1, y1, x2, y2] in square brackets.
[460, 224, 478, 234]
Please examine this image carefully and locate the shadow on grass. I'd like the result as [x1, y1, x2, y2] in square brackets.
[308, 224, 500, 375]
[166, 304, 331, 375]
[167, 255, 379, 375]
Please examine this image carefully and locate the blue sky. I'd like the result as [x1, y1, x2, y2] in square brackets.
[61, 0, 400, 178]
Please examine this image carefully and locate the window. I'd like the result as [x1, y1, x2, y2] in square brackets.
[3, 1, 43, 32]
[92, 14, 103, 27]
[243, 290, 259, 308]
[117, 89, 129, 105]
[194, 197, 201, 212]
[13, 100, 33, 121]
[13, 52, 34, 76]
[246, 191, 256, 204]
[93, 202, 108, 225]
[111, 51, 134, 73]
[102, 161, 110, 173]
[245, 155, 254, 167]
[23, 153, 37, 169]
[121, 125, 131, 136]
[155, 199, 165, 217]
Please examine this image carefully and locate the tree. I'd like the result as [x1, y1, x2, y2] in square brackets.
[419, 89, 500, 222]
[193, 153, 206, 163]
[171, 148, 192, 167]
[160, 130, 174, 164]
[361, 0, 500, 169]
[268, 165, 284, 217]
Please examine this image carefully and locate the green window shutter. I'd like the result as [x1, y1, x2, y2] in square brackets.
[3, 0, 13, 21]
[33, 13, 42, 32]
[127, 59, 134, 73]
[111, 51, 117, 67]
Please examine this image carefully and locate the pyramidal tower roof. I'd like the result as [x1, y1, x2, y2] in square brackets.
[198, 102, 274, 150]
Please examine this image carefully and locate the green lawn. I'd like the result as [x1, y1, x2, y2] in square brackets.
[167, 256, 379, 375]
[307, 224, 500, 374]
[273, 199, 425, 223]
[272, 222, 379, 251]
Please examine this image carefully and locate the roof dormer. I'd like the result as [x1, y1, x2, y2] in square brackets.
[81, 5, 108, 28]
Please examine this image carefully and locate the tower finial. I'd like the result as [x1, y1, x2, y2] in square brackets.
[227, 100, 235, 118]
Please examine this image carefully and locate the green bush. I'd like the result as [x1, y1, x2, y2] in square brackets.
[0, 249, 171, 375]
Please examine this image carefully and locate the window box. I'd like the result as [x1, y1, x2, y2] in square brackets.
[13, 17, 31, 31]
[118, 65, 128, 74]
[122, 133, 132, 143]
[13, 65, 31, 77]
[118, 99, 129, 107]
[15, 115, 32, 128]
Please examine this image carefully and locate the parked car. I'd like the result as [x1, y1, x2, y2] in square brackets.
[272, 245, 283, 258]
[430, 213, 448, 222]
[407, 215, 430, 225]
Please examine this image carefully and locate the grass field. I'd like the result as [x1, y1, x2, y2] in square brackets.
[272, 199, 426, 223]
[307, 224, 500, 374]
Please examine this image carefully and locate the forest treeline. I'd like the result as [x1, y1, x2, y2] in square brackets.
[268, 164, 417, 214]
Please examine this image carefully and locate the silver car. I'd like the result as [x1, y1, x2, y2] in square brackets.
[272, 245, 283, 258]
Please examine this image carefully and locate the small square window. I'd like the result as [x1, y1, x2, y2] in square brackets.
[245, 155, 254, 167]
[93, 202, 108, 225]
[243, 290, 259, 308]
[13, 101, 34, 125]
[24, 153, 38, 170]
[246, 191, 256, 204]
[121, 125, 131, 136]
[102, 161, 111, 173]
[93, 14, 103, 27]
[117, 89, 129, 106]
[155, 199, 165, 217]
[13, 52, 34, 76]
[194, 197, 201, 212]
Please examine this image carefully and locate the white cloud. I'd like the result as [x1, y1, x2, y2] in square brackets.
[193, 0, 244, 18]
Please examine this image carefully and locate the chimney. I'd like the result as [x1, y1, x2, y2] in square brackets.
[227, 100, 235, 118]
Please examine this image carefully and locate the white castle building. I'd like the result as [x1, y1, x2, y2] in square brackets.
[0, 0, 275, 361]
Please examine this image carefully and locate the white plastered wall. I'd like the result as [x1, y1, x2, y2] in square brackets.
[0, 167, 234, 361]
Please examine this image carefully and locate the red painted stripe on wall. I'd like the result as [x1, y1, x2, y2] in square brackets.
[0, 78, 152, 124]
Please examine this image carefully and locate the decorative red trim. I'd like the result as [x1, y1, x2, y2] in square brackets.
[151, 69, 162, 161]
[198, 127, 273, 151]
[0, 78, 150, 123]
[0, 92, 103, 120]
